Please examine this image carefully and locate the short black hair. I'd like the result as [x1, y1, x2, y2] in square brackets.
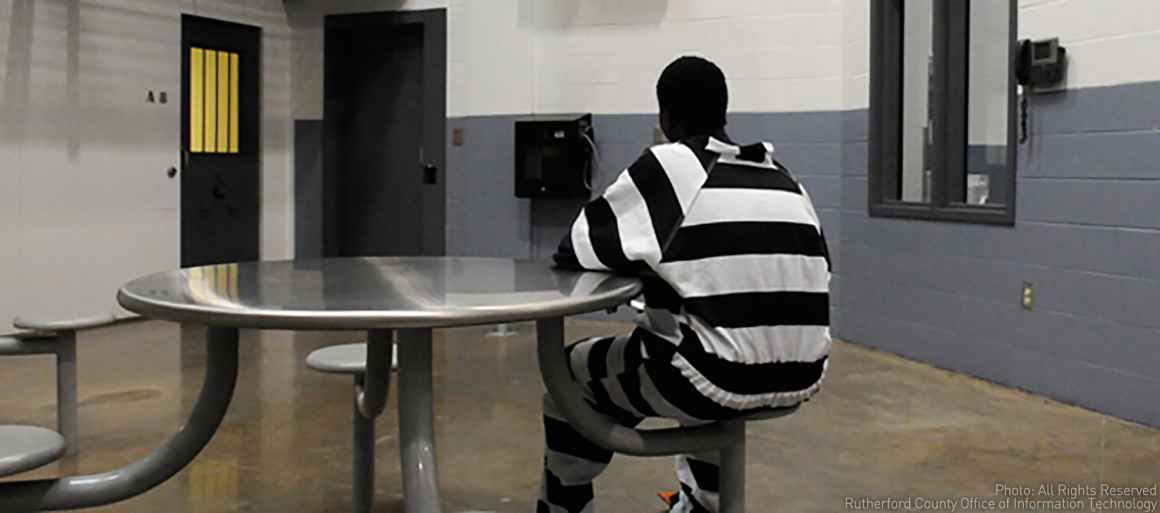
[656, 56, 728, 133]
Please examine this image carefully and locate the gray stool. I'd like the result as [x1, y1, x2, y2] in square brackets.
[0, 425, 65, 478]
[306, 341, 395, 513]
[5, 313, 142, 456]
[536, 317, 800, 513]
[1, 330, 79, 457]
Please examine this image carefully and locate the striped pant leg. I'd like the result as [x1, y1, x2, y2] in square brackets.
[538, 334, 647, 513]
[538, 330, 728, 513]
[671, 450, 719, 513]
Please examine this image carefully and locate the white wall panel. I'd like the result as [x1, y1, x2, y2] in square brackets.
[289, 0, 1160, 115]
[291, 0, 847, 116]
[841, 0, 870, 110]
[525, 2, 845, 115]
[839, 0, 1160, 111]
[1016, 0, 1160, 91]
[0, 0, 293, 326]
[462, 0, 534, 116]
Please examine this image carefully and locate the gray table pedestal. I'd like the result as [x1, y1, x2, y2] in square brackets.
[358, 330, 394, 513]
[398, 327, 442, 513]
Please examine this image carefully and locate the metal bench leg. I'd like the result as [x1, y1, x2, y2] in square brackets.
[353, 374, 375, 513]
[56, 330, 79, 456]
[718, 422, 747, 513]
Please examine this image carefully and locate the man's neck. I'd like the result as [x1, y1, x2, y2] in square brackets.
[677, 128, 731, 144]
[708, 129, 731, 144]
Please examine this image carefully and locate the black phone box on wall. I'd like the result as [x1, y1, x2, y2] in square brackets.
[514, 114, 594, 198]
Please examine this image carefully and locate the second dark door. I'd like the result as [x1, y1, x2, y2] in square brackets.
[324, 11, 446, 257]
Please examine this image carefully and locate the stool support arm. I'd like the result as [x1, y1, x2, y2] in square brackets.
[0, 326, 238, 512]
[357, 329, 394, 419]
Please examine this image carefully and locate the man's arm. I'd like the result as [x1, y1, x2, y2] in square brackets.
[796, 180, 832, 273]
[552, 231, 584, 270]
[553, 138, 717, 273]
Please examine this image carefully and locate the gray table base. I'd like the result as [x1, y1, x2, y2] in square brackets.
[0, 317, 670, 513]
[0, 325, 448, 513]
[397, 328, 441, 513]
[354, 331, 394, 513]
[97, 256, 643, 513]
[309, 329, 441, 513]
[0, 327, 239, 512]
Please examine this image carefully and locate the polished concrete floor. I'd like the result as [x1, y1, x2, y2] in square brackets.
[1, 319, 1157, 513]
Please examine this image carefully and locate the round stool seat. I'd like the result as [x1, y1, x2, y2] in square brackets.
[0, 425, 65, 477]
[306, 343, 367, 375]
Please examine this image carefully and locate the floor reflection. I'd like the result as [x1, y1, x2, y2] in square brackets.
[0, 319, 1156, 513]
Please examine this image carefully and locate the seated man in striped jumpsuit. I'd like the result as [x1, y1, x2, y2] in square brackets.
[539, 56, 832, 513]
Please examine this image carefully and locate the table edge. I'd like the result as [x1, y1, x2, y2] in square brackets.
[116, 281, 642, 331]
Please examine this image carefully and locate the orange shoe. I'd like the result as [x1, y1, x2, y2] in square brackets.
[657, 491, 678, 510]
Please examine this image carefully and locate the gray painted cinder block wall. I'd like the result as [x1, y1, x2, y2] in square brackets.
[293, 81, 1158, 426]
[838, 82, 1160, 427]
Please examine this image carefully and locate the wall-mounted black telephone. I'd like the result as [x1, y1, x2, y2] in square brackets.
[1016, 38, 1067, 92]
[1015, 38, 1067, 143]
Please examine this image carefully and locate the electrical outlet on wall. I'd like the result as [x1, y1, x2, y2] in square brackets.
[1021, 282, 1034, 310]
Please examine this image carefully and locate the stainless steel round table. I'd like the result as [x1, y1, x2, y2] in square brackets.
[0, 257, 641, 513]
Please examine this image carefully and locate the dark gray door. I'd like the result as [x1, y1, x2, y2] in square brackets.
[324, 10, 447, 257]
[181, 15, 261, 267]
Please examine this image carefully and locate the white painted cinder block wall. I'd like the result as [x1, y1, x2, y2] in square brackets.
[507, 0, 844, 115]
[289, 0, 845, 118]
[0, 0, 293, 326]
[1019, 0, 1160, 90]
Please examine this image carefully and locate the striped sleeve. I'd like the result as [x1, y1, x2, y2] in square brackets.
[563, 141, 714, 273]
[797, 181, 832, 272]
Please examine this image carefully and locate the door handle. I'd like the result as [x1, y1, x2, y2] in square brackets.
[212, 175, 227, 200]
[167, 167, 178, 178]
[422, 163, 437, 185]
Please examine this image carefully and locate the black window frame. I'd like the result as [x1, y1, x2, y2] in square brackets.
[868, 0, 1018, 225]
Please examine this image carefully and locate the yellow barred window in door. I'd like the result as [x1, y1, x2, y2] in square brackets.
[189, 47, 240, 154]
